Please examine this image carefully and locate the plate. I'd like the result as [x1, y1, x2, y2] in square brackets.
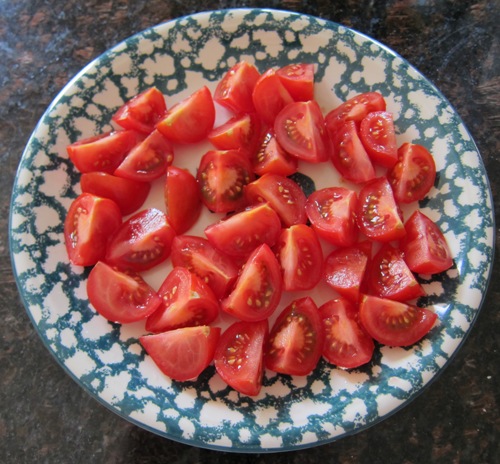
[9, 8, 495, 452]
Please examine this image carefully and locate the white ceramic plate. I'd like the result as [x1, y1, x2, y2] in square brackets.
[9, 8, 495, 452]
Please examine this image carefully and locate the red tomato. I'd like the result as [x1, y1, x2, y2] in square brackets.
[359, 111, 398, 168]
[274, 224, 323, 291]
[80, 171, 150, 216]
[359, 294, 438, 347]
[305, 187, 358, 247]
[369, 243, 425, 301]
[323, 241, 372, 303]
[156, 86, 215, 144]
[105, 208, 176, 272]
[276, 63, 315, 101]
[145, 267, 219, 333]
[64, 193, 122, 267]
[356, 176, 406, 242]
[244, 173, 307, 227]
[205, 203, 282, 258]
[87, 261, 162, 323]
[252, 68, 294, 125]
[221, 244, 283, 322]
[114, 129, 174, 182]
[388, 142, 437, 203]
[164, 166, 202, 234]
[265, 297, 324, 376]
[214, 61, 261, 114]
[214, 320, 268, 396]
[325, 91, 386, 136]
[253, 130, 298, 177]
[140, 326, 221, 381]
[402, 211, 453, 274]
[330, 120, 376, 183]
[112, 87, 167, 134]
[319, 298, 375, 368]
[197, 149, 254, 213]
[170, 235, 239, 299]
[67, 130, 143, 174]
[274, 100, 330, 163]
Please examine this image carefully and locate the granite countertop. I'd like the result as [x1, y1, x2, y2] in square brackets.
[1, 1, 499, 463]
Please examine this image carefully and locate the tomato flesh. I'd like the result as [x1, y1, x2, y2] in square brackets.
[359, 111, 398, 168]
[276, 63, 315, 101]
[252, 130, 298, 177]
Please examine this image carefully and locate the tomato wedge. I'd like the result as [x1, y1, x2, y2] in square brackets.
[359, 111, 398, 168]
[87, 261, 162, 323]
[319, 298, 375, 368]
[221, 244, 283, 322]
[265, 297, 324, 376]
[214, 320, 268, 396]
[359, 294, 438, 347]
[276, 63, 315, 101]
[252, 130, 298, 177]
[64, 193, 122, 267]
[141, 326, 220, 381]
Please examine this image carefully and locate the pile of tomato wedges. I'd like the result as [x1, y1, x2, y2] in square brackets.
[64, 61, 453, 396]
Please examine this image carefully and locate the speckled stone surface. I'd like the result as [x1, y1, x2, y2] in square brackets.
[1, 1, 499, 463]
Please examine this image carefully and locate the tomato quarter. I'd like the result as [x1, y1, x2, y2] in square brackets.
[359, 111, 398, 168]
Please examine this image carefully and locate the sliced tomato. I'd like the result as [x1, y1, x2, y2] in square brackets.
[274, 100, 330, 163]
[330, 120, 376, 183]
[87, 261, 162, 323]
[319, 298, 375, 369]
[252, 68, 294, 125]
[140, 326, 221, 381]
[369, 243, 425, 301]
[244, 173, 307, 227]
[205, 203, 281, 258]
[356, 176, 406, 242]
[145, 267, 219, 333]
[114, 129, 174, 181]
[305, 187, 358, 247]
[359, 111, 398, 168]
[214, 61, 261, 114]
[265, 297, 324, 376]
[164, 166, 202, 234]
[274, 224, 323, 291]
[214, 320, 268, 396]
[359, 294, 438, 347]
[112, 87, 167, 134]
[170, 235, 239, 299]
[64, 193, 122, 267]
[252, 130, 298, 177]
[325, 91, 386, 136]
[388, 142, 436, 203]
[105, 208, 176, 272]
[67, 130, 144, 174]
[80, 171, 150, 216]
[221, 244, 282, 322]
[197, 149, 254, 213]
[276, 63, 315, 101]
[402, 211, 453, 274]
[323, 241, 372, 303]
[156, 86, 215, 144]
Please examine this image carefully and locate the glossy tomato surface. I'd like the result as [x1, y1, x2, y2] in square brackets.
[276, 63, 315, 101]
[359, 111, 398, 168]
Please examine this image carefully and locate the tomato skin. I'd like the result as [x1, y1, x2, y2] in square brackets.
[145, 267, 220, 333]
[64, 193, 122, 267]
[265, 297, 324, 376]
[388, 143, 436, 203]
[402, 211, 453, 274]
[80, 171, 150, 216]
[276, 63, 315, 101]
[359, 111, 398, 168]
[87, 261, 162, 323]
[253, 130, 298, 177]
[221, 244, 283, 322]
[105, 208, 176, 272]
[305, 187, 358, 247]
[214, 320, 268, 396]
[164, 166, 202, 234]
[319, 298, 375, 369]
[156, 86, 215, 144]
[140, 326, 221, 381]
[112, 87, 167, 134]
[359, 294, 438, 347]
